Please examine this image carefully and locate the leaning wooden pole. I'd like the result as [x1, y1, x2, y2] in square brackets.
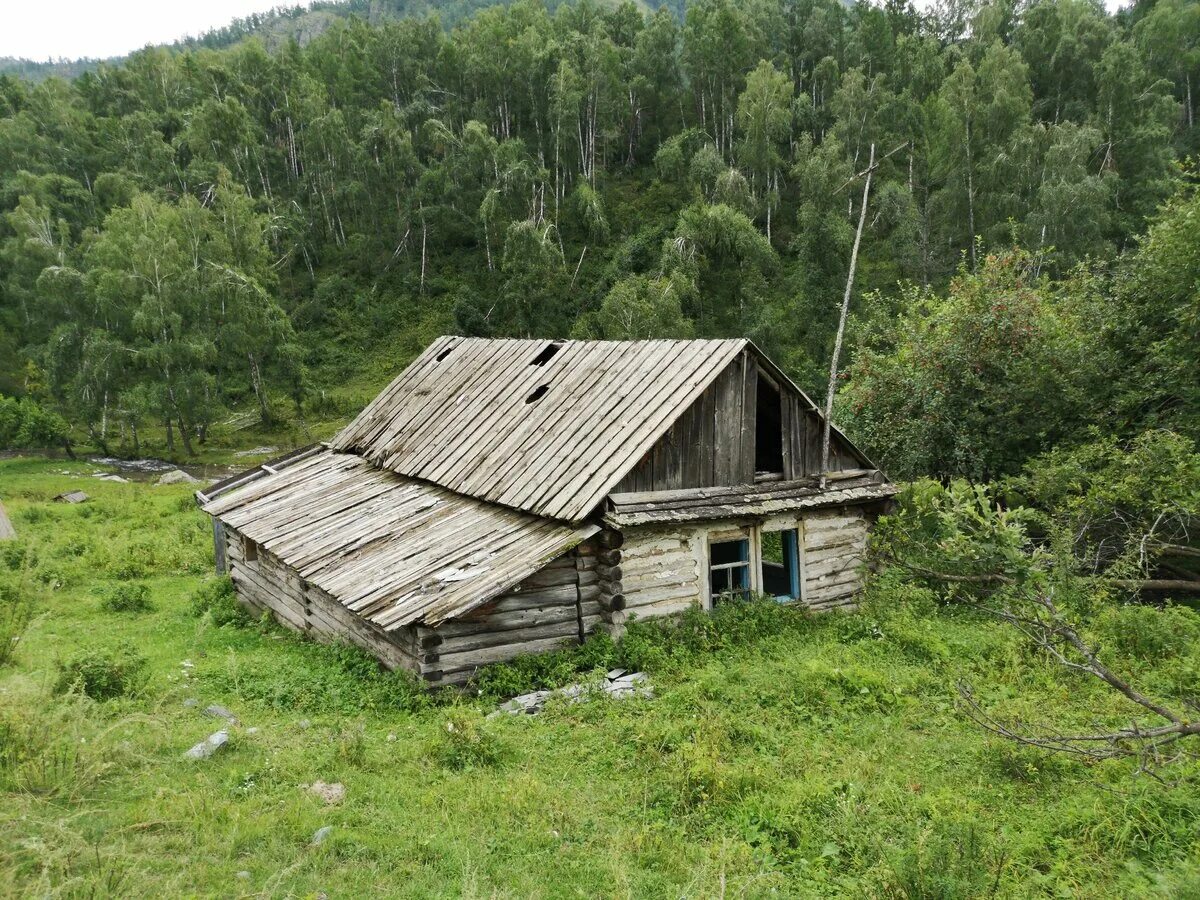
[820, 142, 875, 489]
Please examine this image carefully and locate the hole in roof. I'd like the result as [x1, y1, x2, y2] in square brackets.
[435, 345, 455, 362]
[531, 342, 562, 366]
[525, 384, 550, 404]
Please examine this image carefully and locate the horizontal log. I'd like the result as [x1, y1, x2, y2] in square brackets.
[460, 585, 581, 618]
[434, 616, 599, 657]
[431, 633, 587, 675]
[431, 604, 580, 638]
[626, 579, 700, 604]
[598, 549, 623, 566]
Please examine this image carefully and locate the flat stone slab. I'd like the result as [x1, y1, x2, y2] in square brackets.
[183, 729, 229, 760]
[203, 703, 239, 724]
[157, 469, 200, 485]
[492, 671, 653, 717]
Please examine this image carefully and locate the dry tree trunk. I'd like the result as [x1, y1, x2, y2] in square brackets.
[820, 143, 874, 488]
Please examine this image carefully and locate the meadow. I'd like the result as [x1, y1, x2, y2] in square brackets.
[1, 455, 1199, 898]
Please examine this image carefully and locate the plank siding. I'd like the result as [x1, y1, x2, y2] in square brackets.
[615, 353, 865, 494]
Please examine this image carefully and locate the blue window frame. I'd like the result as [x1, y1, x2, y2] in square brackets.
[761, 528, 801, 602]
[710, 538, 751, 602]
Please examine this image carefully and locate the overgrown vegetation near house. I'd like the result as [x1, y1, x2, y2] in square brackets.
[2, 453, 1200, 896]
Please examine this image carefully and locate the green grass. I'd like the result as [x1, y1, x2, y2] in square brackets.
[1, 456, 1199, 896]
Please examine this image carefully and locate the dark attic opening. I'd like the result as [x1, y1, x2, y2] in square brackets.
[531, 342, 562, 366]
[755, 375, 784, 475]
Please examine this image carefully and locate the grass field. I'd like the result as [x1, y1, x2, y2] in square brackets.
[1, 455, 1199, 897]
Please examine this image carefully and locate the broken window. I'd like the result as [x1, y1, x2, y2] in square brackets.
[760, 528, 801, 601]
[242, 534, 259, 564]
[755, 375, 784, 475]
[709, 538, 751, 602]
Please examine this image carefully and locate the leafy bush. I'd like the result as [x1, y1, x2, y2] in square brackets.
[54, 644, 147, 700]
[188, 576, 248, 626]
[99, 582, 153, 614]
[433, 710, 505, 771]
[0, 394, 68, 449]
[105, 541, 158, 579]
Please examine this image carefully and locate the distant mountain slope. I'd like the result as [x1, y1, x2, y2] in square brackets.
[0, 0, 666, 81]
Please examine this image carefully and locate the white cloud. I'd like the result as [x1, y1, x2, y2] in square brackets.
[1, 0, 298, 61]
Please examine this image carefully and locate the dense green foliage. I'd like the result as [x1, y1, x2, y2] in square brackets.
[2, 456, 1200, 895]
[1, 0, 1197, 461]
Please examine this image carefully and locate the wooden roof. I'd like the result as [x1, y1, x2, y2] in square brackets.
[330, 336, 748, 522]
[201, 449, 597, 630]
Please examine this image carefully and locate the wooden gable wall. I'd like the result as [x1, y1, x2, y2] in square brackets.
[612, 351, 863, 494]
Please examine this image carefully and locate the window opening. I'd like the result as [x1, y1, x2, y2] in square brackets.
[525, 384, 550, 403]
[710, 538, 751, 602]
[243, 535, 260, 564]
[760, 528, 801, 601]
[755, 376, 784, 474]
[531, 343, 561, 366]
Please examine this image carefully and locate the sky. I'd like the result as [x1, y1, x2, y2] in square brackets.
[1, 0, 294, 61]
[2, 0, 1134, 62]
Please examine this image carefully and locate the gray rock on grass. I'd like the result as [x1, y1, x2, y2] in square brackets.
[203, 703, 239, 724]
[183, 729, 229, 760]
[157, 469, 200, 485]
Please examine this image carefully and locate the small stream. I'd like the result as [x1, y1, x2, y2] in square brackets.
[86, 456, 243, 483]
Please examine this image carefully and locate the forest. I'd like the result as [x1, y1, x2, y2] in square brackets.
[0, 0, 1195, 474]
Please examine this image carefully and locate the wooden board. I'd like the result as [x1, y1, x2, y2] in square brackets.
[0, 500, 13, 540]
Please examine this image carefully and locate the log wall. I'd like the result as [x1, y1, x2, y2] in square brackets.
[614, 505, 874, 620]
[416, 542, 601, 686]
[801, 507, 871, 611]
[619, 524, 705, 622]
[224, 527, 420, 672]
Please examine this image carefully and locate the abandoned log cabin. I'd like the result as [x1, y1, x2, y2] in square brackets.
[199, 337, 896, 685]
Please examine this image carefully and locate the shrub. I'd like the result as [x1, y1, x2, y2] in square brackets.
[54, 644, 147, 700]
[433, 710, 504, 770]
[0, 394, 69, 449]
[105, 541, 157, 579]
[188, 576, 248, 626]
[881, 820, 1007, 899]
[99, 582, 153, 614]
